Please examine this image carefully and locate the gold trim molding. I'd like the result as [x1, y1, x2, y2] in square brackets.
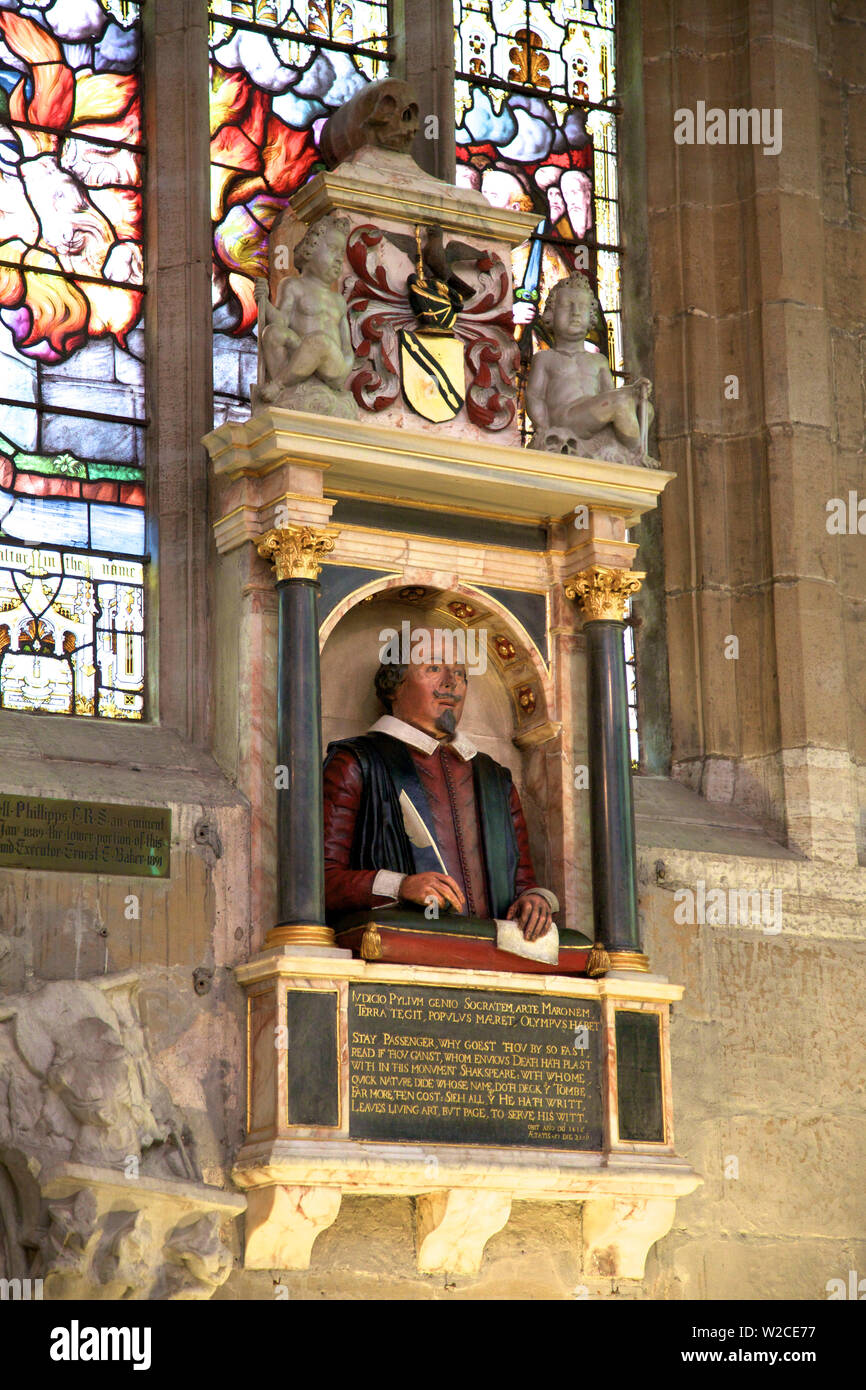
[564, 566, 645, 622]
[257, 525, 340, 582]
[606, 950, 651, 973]
[265, 923, 337, 949]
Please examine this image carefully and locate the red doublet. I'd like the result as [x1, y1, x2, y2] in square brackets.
[323, 739, 541, 917]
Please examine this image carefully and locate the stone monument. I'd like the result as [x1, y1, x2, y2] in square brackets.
[204, 76, 699, 1286]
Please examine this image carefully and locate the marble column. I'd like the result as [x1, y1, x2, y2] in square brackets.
[565, 566, 648, 972]
[257, 525, 340, 949]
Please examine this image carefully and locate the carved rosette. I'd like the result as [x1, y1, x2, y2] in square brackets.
[257, 526, 340, 583]
[564, 566, 645, 622]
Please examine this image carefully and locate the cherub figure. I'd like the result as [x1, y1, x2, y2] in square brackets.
[526, 274, 652, 461]
[254, 212, 357, 418]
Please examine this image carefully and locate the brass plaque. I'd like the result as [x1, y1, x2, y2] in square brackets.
[0, 796, 171, 877]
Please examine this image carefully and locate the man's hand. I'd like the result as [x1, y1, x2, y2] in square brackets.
[506, 892, 553, 941]
[400, 872, 465, 914]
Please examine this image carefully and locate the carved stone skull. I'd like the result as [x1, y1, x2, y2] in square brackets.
[364, 84, 420, 152]
[542, 427, 580, 456]
[319, 78, 420, 167]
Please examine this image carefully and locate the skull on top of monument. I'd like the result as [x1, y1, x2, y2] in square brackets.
[319, 78, 420, 167]
[250, 77, 535, 439]
[525, 273, 655, 466]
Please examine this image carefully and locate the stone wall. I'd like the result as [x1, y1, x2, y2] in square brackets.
[643, 0, 866, 866]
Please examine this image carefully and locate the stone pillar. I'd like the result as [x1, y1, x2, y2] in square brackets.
[565, 566, 647, 971]
[256, 525, 340, 948]
[391, 0, 456, 183]
[143, 0, 213, 740]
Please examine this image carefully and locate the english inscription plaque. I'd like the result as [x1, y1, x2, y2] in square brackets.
[0, 796, 171, 877]
[348, 982, 603, 1150]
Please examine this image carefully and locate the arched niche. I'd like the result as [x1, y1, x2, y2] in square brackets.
[319, 577, 568, 918]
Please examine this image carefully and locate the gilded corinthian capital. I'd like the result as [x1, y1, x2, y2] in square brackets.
[564, 565, 645, 622]
[256, 525, 340, 582]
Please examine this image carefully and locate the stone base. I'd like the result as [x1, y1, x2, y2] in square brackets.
[233, 1139, 700, 1276]
[232, 950, 699, 1277]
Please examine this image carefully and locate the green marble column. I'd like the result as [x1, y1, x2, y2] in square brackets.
[257, 525, 338, 949]
[566, 566, 649, 973]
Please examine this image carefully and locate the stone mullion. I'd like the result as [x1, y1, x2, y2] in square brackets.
[391, 0, 456, 182]
[144, 0, 214, 738]
[748, 0, 857, 864]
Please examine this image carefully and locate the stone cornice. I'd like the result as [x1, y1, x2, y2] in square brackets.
[203, 407, 674, 528]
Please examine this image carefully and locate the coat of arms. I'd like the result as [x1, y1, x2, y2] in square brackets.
[345, 223, 519, 431]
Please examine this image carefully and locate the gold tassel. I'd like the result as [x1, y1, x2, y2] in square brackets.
[585, 941, 611, 978]
[360, 923, 383, 962]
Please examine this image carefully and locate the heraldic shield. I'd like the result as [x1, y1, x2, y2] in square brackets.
[399, 328, 466, 423]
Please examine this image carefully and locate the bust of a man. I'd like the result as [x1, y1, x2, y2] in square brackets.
[323, 627, 556, 941]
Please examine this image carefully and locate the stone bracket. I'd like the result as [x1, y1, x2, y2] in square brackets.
[582, 1194, 676, 1279]
[243, 1184, 342, 1271]
[234, 1141, 701, 1278]
[415, 1189, 512, 1275]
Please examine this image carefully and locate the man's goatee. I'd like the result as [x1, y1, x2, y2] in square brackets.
[435, 708, 457, 736]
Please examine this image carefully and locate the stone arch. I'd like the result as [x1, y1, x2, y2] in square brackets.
[320, 574, 566, 913]
[319, 572, 557, 747]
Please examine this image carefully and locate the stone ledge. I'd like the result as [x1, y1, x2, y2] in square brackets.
[41, 1161, 247, 1217]
[233, 1138, 701, 1200]
[233, 949, 685, 1003]
[0, 712, 248, 806]
[203, 407, 673, 528]
[232, 1141, 699, 1278]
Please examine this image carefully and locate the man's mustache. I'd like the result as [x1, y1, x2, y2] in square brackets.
[434, 691, 459, 704]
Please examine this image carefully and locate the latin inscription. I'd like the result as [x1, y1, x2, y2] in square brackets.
[348, 983, 603, 1150]
[0, 797, 171, 877]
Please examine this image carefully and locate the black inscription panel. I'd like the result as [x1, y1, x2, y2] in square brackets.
[348, 983, 603, 1150]
[615, 1009, 664, 1143]
[286, 989, 340, 1128]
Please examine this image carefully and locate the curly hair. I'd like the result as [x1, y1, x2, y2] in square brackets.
[295, 212, 350, 270]
[374, 661, 408, 712]
[539, 272, 598, 334]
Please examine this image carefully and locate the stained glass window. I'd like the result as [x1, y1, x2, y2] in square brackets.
[0, 0, 145, 719]
[208, 0, 390, 423]
[453, 0, 623, 417]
